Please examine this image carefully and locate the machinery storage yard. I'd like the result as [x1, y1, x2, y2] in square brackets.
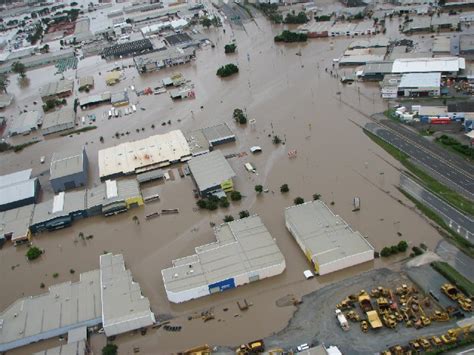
[0, 0, 473, 353]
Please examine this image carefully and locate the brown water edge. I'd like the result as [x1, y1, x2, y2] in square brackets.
[0, 12, 444, 355]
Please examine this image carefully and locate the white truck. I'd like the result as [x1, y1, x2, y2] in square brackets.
[335, 309, 349, 331]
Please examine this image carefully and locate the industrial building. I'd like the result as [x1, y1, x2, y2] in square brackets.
[105, 71, 121, 86]
[398, 72, 441, 97]
[100, 253, 155, 336]
[98, 130, 191, 179]
[0, 48, 75, 74]
[165, 33, 195, 47]
[459, 34, 474, 58]
[50, 147, 89, 192]
[162, 215, 286, 303]
[39, 79, 74, 102]
[133, 47, 196, 74]
[0, 253, 154, 352]
[102, 39, 153, 59]
[0, 93, 13, 109]
[0, 204, 34, 245]
[111, 90, 129, 106]
[0, 169, 40, 212]
[79, 91, 111, 109]
[86, 179, 143, 216]
[33, 340, 86, 355]
[284, 201, 374, 276]
[8, 110, 42, 136]
[359, 61, 393, 81]
[41, 107, 76, 135]
[30, 190, 86, 233]
[78, 75, 94, 91]
[185, 123, 236, 156]
[391, 57, 465, 75]
[188, 150, 236, 195]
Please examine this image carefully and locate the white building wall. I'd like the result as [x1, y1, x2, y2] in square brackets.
[234, 272, 249, 287]
[285, 220, 309, 256]
[318, 250, 374, 276]
[166, 284, 210, 304]
[104, 313, 156, 336]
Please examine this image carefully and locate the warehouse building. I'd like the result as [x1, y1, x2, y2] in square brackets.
[133, 47, 196, 74]
[185, 129, 210, 156]
[0, 169, 40, 212]
[100, 253, 155, 336]
[188, 150, 236, 196]
[33, 340, 86, 355]
[105, 71, 121, 86]
[185, 123, 236, 156]
[397, 72, 441, 97]
[50, 147, 89, 193]
[86, 179, 143, 216]
[30, 190, 87, 233]
[0, 269, 102, 353]
[284, 201, 374, 276]
[41, 107, 76, 135]
[111, 91, 129, 106]
[162, 215, 286, 303]
[98, 130, 191, 179]
[102, 39, 153, 59]
[79, 91, 111, 109]
[0, 93, 13, 109]
[8, 110, 43, 136]
[0, 48, 75, 74]
[0, 253, 153, 352]
[39, 79, 74, 102]
[459, 34, 474, 59]
[391, 57, 465, 75]
[0, 204, 34, 246]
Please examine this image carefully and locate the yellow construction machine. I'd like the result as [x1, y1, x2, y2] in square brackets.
[360, 320, 369, 333]
[431, 335, 443, 347]
[237, 340, 265, 354]
[441, 284, 462, 301]
[418, 337, 431, 351]
[430, 310, 449, 322]
[441, 325, 472, 345]
[458, 296, 472, 312]
[182, 345, 212, 355]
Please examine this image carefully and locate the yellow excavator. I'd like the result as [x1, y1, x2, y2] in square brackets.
[430, 310, 450, 322]
[441, 325, 473, 345]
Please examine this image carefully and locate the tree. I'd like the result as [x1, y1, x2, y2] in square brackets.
[255, 185, 263, 194]
[397, 240, 408, 252]
[390, 245, 399, 255]
[102, 344, 118, 355]
[233, 108, 247, 124]
[200, 17, 212, 28]
[0, 74, 9, 93]
[41, 44, 49, 53]
[294, 197, 304, 205]
[239, 210, 250, 219]
[219, 196, 229, 208]
[313, 193, 321, 200]
[207, 200, 218, 210]
[272, 135, 282, 145]
[216, 64, 239, 78]
[12, 61, 26, 78]
[26, 246, 42, 260]
[197, 199, 207, 209]
[380, 247, 391, 257]
[280, 184, 289, 193]
[230, 191, 242, 201]
[224, 215, 234, 222]
[225, 43, 237, 54]
[412, 246, 424, 256]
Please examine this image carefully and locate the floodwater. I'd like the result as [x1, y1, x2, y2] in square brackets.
[1, 7, 447, 354]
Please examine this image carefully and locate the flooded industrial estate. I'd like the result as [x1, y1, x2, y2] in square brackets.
[0, 6, 451, 353]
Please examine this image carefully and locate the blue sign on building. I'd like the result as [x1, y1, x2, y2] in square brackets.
[208, 278, 235, 293]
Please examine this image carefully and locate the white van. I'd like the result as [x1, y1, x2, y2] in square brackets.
[244, 162, 256, 173]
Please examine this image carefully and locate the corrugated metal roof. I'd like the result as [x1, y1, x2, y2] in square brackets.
[0, 204, 34, 241]
[40, 79, 74, 98]
[201, 122, 235, 144]
[162, 215, 285, 294]
[42, 107, 75, 132]
[188, 150, 235, 192]
[399, 72, 441, 88]
[8, 111, 42, 135]
[0, 169, 31, 188]
[0, 179, 37, 207]
[284, 201, 374, 267]
[392, 57, 465, 73]
[50, 148, 85, 180]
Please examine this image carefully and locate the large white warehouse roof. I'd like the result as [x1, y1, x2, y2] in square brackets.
[285, 201, 374, 275]
[162, 215, 286, 303]
[392, 57, 465, 73]
[98, 130, 191, 179]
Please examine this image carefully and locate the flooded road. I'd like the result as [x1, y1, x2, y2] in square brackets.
[0, 9, 446, 354]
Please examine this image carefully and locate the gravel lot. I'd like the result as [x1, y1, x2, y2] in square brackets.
[261, 268, 459, 354]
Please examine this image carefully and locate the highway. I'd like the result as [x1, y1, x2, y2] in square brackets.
[400, 173, 473, 243]
[436, 241, 474, 283]
[366, 122, 474, 199]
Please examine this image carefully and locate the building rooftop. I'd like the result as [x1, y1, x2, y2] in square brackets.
[361, 61, 394, 75]
[201, 122, 235, 145]
[348, 38, 390, 49]
[50, 148, 86, 180]
[187, 150, 236, 192]
[42, 107, 75, 132]
[433, 36, 453, 54]
[165, 33, 193, 46]
[102, 39, 153, 58]
[0, 270, 101, 352]
[100, 254, 155, 336]
[33, 340, 86, 355]
[391, 57, 465, 73]
[284, 201, 374, 267]
[0, 204, 34, 241]
[98, 130, 191, 178]
[0, 169, 37, 210]
[133, 47, 195, 67]
[460, 33, 474, 52]
[40, 79, 74, 98]
[399, 72, 441, 88]
[8, 111, 42, 135]
[78, 76, 94, 89]
[0, 169, 31, 188]
[0, 93, 13, 108]
[79, 92, 111, 107]
[185, 129, 209, 156]
[32, 190, 86, 225]
[162, 215, 285, 295]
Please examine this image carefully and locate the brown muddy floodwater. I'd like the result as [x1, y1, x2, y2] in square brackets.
[1, 11, 444, 354]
